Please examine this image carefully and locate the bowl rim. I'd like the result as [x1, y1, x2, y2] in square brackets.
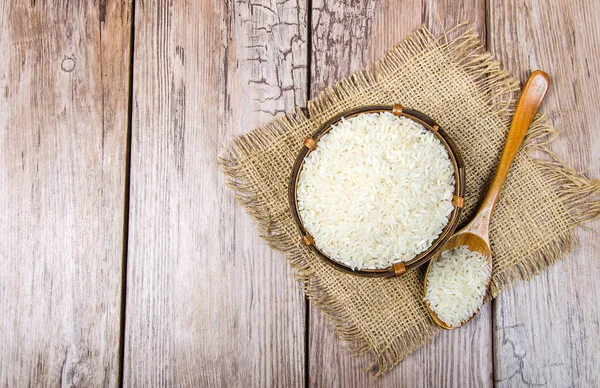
[288, 104, 466, 277]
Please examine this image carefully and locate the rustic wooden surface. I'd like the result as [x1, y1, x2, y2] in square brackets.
[123, 0, 307, 386]
[1, 0, 599, 386]
[0, 1, 132, 386]
[488, 1, 600, 386]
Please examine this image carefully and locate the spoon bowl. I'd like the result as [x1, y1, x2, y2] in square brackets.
[424, 70, 550, 329]
[424, 231, 492, 330]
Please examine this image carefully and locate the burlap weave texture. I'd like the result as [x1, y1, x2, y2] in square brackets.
[220, 26, 600, 376]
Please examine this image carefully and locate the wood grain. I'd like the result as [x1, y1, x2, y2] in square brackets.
[310, 0, 420, 95]
[0, 1, 131, 386]
[2, 1, 598, 385]
[123, 0, 308, 386]
[308, 1, 493, 386]
[422, 0, 486, 39]
[488, 1, 600, 386]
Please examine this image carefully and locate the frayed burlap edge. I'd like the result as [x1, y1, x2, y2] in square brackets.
[219, 25, 600, 377]
[489, 118, 600, 296]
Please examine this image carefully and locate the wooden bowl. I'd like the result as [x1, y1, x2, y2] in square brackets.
[288, 104, 466, 277]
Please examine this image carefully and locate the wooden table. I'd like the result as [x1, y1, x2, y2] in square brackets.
[1, 1, 599, 386]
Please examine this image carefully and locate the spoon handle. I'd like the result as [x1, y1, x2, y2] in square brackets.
[476, 71, 550, 225]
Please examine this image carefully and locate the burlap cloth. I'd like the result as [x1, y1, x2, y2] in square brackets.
[220, 26, 600, 376]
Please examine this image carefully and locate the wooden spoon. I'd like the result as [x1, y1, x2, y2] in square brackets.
[424, 70, 551, 329]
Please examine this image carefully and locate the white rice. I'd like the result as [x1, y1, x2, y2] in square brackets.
[296, 112, 455, 270]
[425, 245, 491, 327]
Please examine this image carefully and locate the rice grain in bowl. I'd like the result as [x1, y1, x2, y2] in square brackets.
[289, 105, 465, 277]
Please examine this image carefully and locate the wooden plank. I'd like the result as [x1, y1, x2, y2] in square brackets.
[308, 1, 492, 386]
[123, 0, 308, 386]
[0, 2, 131, 386]
[488, 1, 600, 386]
[309, 0, 420, 93]
[422, 0, 486, 39]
